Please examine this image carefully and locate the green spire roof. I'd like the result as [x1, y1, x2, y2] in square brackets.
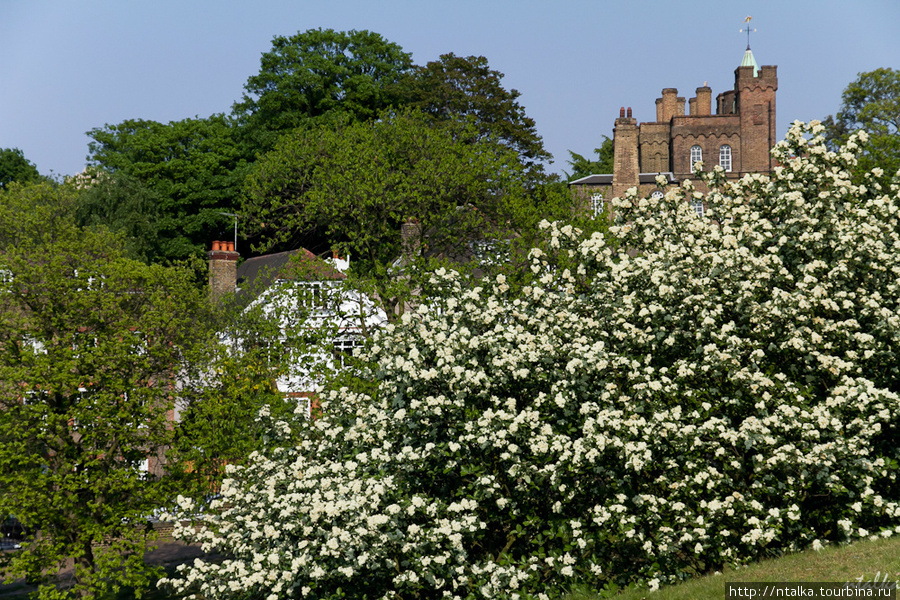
[740, 48, 759, 76]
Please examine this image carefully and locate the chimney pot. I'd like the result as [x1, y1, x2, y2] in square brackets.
[619, 106, 625, 118]
[209, 240, 239, 301]
[627, 107, 632, 118]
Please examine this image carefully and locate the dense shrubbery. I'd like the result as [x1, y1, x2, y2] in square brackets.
[162, 122, 900, 599]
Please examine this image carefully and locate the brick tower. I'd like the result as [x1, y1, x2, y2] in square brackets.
[570, 43, 778, 203]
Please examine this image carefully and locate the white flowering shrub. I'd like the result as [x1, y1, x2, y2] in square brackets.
[163, 122, 900, 599]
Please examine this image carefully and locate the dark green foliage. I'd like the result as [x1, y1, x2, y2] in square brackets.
[565, 136, 614, 181]
[233, 28, 413, 151]
[0, 148, 45, 190]
[74, 171, 163, 264]
[86, 115, 251, 263]
[823, 67, 900, 184]
[396, 53, 550, 174]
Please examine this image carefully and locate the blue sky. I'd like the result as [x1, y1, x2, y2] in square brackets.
[2, 0, 898, 179]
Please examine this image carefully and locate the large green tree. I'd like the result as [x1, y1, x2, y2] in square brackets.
[168, 285, 319, 498]
[86, 114, 250, 262]
[73, 170, 163, 264]
[824, 67, 900, 183]
[0, 148, 44, 190]
[243, 109, 551, 317]
[396, 53, 550, 174]
[0, 181, 209, 599]
[84, 31, 556, 266]
[233, 28, 413, 151]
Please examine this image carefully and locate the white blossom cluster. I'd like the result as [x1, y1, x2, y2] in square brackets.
[163, 122, 900, 599]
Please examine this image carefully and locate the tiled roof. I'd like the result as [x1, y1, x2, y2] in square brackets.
[569, 172, 678, 185]
[236, 249, 345, 298]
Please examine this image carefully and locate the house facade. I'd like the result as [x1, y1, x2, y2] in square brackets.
[570, 46, 777, 209]
[208, 241, 386, 406]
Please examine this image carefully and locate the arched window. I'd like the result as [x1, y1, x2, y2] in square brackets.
[590, 193, 604, 218]
[719, 145, 732, 172]
[690, 145, 703, 169]
[691, 199, 705, 218]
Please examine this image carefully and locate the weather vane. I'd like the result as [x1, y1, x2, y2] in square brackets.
[740, 16, 756, 50]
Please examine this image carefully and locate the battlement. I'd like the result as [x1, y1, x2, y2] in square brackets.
[736, 64, 778, 90]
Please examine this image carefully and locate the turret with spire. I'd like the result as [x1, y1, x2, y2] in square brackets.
[739, 16, 760, 76]
[733, 16, 777, 173]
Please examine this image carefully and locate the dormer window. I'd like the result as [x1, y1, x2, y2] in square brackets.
[690, 145, 703, 169]
[719, 145, 732, 172]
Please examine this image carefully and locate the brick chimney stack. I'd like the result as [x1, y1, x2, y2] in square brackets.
[694, 86, 712, 116]
[208, 240, 239, 301]
[612, 106, 639, 198]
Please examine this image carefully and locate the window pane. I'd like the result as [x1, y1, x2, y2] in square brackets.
[719, 145, 732, 172]
[333, 335, 364, 367]
[691, 199, 704, 218]
[690, 145, 702, 169]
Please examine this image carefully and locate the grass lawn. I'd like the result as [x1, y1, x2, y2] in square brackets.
[567, 535, 900, 600]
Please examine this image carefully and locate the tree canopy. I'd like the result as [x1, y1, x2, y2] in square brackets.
[0, 148, 44, 190]
[81, 30, 553, 265]
[396, 53, 550, 173]
[85, 115, 250, 262]
[233, 28, 413, 150]
[243, 109, 546, 316]
[824, 67, 900, 183]
[73, 170, 164, 263]
[0, 181, 209, 599]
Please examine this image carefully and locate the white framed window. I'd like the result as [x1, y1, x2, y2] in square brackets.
[719, 145, 732, 172]
[590, 193, 604, 217]
[468, 239, 504, 266]
[691, 199, 705, 218]
[332, 334, 364, 368]
[690, 145, 703, 169]
[297, 281, 336, 314]
[23, 391, 48, 405]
